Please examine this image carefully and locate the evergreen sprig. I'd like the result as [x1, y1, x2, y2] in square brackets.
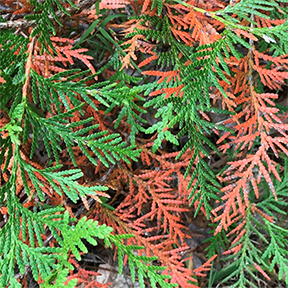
[1, 0, 288, 287]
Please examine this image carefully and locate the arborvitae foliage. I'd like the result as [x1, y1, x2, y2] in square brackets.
[0, 0, 288, 287]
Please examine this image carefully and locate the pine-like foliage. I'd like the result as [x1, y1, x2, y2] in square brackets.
[0, 0, 288, 287]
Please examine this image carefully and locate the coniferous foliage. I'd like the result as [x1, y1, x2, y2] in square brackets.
[0, 0, 288, 287]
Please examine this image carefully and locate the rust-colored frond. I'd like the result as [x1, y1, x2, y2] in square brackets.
[138, 54, 158, 67]
[193, 255, 217, 276]
[33, 37, 96, 77]
[100, 0, 131, 9]
[253, 263, 271, 281]
[3, 0, 288, 286]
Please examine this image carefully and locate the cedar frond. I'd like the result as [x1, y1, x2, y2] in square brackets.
[100, 0, 131, 9]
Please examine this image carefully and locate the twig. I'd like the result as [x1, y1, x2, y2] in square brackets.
[0, 0, 96, 30]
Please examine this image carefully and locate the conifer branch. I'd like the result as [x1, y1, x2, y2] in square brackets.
[1, 0, 288, 286]
[0, 0, 96, 30]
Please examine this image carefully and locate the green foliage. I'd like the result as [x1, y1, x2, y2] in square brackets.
[259, 161, 288, 283]
[0, 2, 168, 286]
[207, 161, 288, 287]
[26, 0, 77, 51]
[38, 212, 113, 286]
[1, 0, 288, 287]
[107, 234, 177, 288]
